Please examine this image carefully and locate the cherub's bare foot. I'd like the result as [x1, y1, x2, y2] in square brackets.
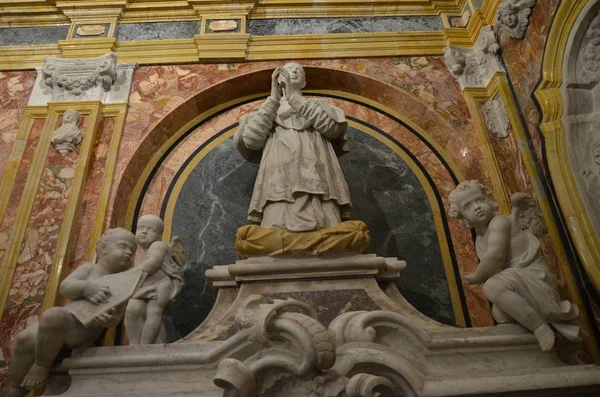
[534, 323, 555, 352]
[8, 386, 29, 397]
[21, 363, 49, 390]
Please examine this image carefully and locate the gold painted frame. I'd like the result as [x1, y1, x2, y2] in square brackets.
[536, 0, 600, 294]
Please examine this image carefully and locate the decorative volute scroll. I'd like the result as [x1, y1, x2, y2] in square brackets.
[51, 109, 84, 156]
[495, 0, 537, 40]
[41, 52, 118, 101]
[345, 374, 396, 397]
[483, 97, 510, 138]
[443, 26, 504, 89]
[213, 294, 337, 397]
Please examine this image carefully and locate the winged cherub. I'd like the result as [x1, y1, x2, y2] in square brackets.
[449, 181, 580, 351]
[124, 215, 185, 344]
[495, 0, 537, 40]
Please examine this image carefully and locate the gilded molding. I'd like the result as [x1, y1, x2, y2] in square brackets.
[42, 101, 103, 311]
[59, 38, 117, 58]
[0, 110, 60, 318]
[0, 107, 48, 233]
[535, 0, 600, 337]
[87, 103, 129, 261]
[0, 0, 471, 27]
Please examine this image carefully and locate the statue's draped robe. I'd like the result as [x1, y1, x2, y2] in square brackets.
[132, 252, 183, 301]
[476, 231, 580, 340]
[235, 94, 351, 232]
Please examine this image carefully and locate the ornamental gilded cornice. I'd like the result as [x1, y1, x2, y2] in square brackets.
[0, 0, 469, 26]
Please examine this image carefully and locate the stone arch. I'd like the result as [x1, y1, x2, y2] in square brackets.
[536, 0, 600, 292]
[110, 65, 465, 230]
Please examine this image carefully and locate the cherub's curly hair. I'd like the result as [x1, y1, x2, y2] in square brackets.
[448, 180, 498, 228]
[95, 227, 135, 257]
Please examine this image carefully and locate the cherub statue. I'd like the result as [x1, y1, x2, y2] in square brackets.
[449, 181, 580, 351]
[495, 0, 537, 40]
[9, 228, 138, 397]
[51, 109, 84, 156]
[124, 215, 184, 344]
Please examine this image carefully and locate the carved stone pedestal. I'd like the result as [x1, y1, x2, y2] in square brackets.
[46, 254, 600, 397]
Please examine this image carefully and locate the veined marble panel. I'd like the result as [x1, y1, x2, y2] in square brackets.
[0, 71, 36, 182]
[116, 22, 201, 41]
[247, 16, 443, 36]
[0, 26, 69, 46]
[69, 117, 115, 270]
[166, 125, 453, 342]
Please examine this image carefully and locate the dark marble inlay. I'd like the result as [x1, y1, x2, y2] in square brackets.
[166, 125, 454, 342]
[116, 21, 201, 41]
[0, 26, 69, 46]
[475, 0, 485, 8]
[264, 290, 380, 326]
[247, 16, 443, 36]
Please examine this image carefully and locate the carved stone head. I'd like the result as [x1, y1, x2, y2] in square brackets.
[448, 180, 499, 229]
[52, 109, 84, 156]
[496, 0, 537, 40]
[279, 62, 307, 91]
[95, 228, 137, 273]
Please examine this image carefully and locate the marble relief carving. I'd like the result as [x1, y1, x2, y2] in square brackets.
[579, 11, 600, 84]
[51, 109, 84, 156]
[444, 26, 503, 88]
[483, 97, 510, 138]
[495, 0, 537, 40]
[564, 6, 600, 241]
[41, 52, 117, 101]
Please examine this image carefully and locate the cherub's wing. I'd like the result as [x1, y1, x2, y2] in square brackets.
[169, 236, 186, 266]
[510, 192, 548, 236]
[522, 0, 537, 9]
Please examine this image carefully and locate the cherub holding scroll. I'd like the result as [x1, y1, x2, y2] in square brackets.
[9, 228, 138, 397]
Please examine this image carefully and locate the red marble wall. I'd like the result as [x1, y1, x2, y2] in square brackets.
[499, 0, 559, 166]
[0, 71, 36, 183]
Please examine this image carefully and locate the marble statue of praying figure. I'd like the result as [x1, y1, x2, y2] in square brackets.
[234, 63, 352, 232]
[9, 228, 138, 397]
[51, 109, 84, 156]
[449, 181, 580, 352]
[125, 215, 184, 345]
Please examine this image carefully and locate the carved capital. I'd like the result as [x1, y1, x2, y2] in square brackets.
[346, 374, 396, 397]
[41, 52, 117, 102]
[444, 26, 504, 89]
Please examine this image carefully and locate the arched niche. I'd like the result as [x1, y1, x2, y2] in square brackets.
[110, 65, 490, 340]
[564, 1, 600, 239]
[537, 0, 600, 293]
